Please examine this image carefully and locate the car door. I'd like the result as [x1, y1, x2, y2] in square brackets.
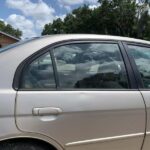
[125, 43, 150, 150]
[15, 40, 145, 150]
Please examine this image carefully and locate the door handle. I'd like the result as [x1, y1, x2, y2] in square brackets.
[33, 107, 62, 116]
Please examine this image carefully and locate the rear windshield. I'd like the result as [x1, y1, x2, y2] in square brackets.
[0, 37, 39, 53]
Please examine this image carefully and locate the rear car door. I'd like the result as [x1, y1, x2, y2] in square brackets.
[15, 40, 145, 150]
[125, 43, 150, 150]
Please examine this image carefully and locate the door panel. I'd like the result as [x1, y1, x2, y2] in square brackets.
[125, 44, 150, 150]
[139, 91, 150, 150]
[16, 42, 146, 149]
[16, 91, 145, 149]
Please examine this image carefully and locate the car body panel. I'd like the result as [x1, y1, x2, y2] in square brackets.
[0, 34, 150, 149]
[140, 91, 150, 150]
[16, 91, 145, 149]
[0, 90, 19, 137]
[122, 42, 150, 150]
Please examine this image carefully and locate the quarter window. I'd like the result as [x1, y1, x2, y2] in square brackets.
[20, 52, 56, 89]
[53, 43, 129, 89]
[127, 45, 150, 88]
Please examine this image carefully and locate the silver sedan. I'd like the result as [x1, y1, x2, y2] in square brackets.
[0, 34, 150, 150]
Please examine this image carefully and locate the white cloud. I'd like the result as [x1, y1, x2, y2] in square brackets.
[86, 0, 98, 3]
[58, 0, 84, 5]
[64, 5, 72, 11]
[59, 0, 97, 5]
[89, 4, 100, 10]
[0, 18, 8, 25]
[56, 14, 66, 21]
[6, 0, 55, 29]
[58, 0, 98, 10]
[6, 14, 37, 39]
[0, 18, 4, 22]
[5, 0, 100, 38]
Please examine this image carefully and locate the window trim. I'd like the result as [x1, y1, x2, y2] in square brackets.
[123, 42, 150, 90]
[13, 39, 136, 91]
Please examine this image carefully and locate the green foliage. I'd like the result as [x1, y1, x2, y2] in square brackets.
[42, 18, 64, 35]
[0, 21, 22, 39]
[42, 0, 150, 40]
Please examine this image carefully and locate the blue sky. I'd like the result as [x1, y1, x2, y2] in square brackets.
[0, 0, 99, 39]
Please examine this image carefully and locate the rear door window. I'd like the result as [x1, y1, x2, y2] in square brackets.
[53, 43, 129, 89]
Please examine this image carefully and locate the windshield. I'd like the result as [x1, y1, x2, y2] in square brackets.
[0, 37, 39, 53]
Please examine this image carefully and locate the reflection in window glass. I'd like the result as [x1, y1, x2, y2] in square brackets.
[128, 45, 150, 88]
[54, 43, 129, 89]
[21, 52, 55, 89]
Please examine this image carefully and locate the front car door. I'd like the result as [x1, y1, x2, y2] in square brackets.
[15, 40, 145, 150]
[125, 43, 150, 150]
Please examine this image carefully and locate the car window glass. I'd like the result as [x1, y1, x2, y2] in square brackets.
[128, 45, 150, 88]
[20, 52, 56, 89]
[53, 43, 129, 89]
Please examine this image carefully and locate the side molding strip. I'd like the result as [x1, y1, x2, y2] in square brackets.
[146, 132, 150, 135]
[66, 133, 144, 147]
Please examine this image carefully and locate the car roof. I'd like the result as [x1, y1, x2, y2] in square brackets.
[1, 34, 150, 54]
[40, 34, 150, 45]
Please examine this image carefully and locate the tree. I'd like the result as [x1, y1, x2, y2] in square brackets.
[63, 14, 76, 33]
[96, 0, 138, 36]
[42, 0, 150, 40]
[137, 10, 150, 39]
[42, 18, 64, 35]
[0, 20, 22, 39]
[42, 23, 53, 35]
[65, 5, 93, 33]
[0, 21, 5, 30]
